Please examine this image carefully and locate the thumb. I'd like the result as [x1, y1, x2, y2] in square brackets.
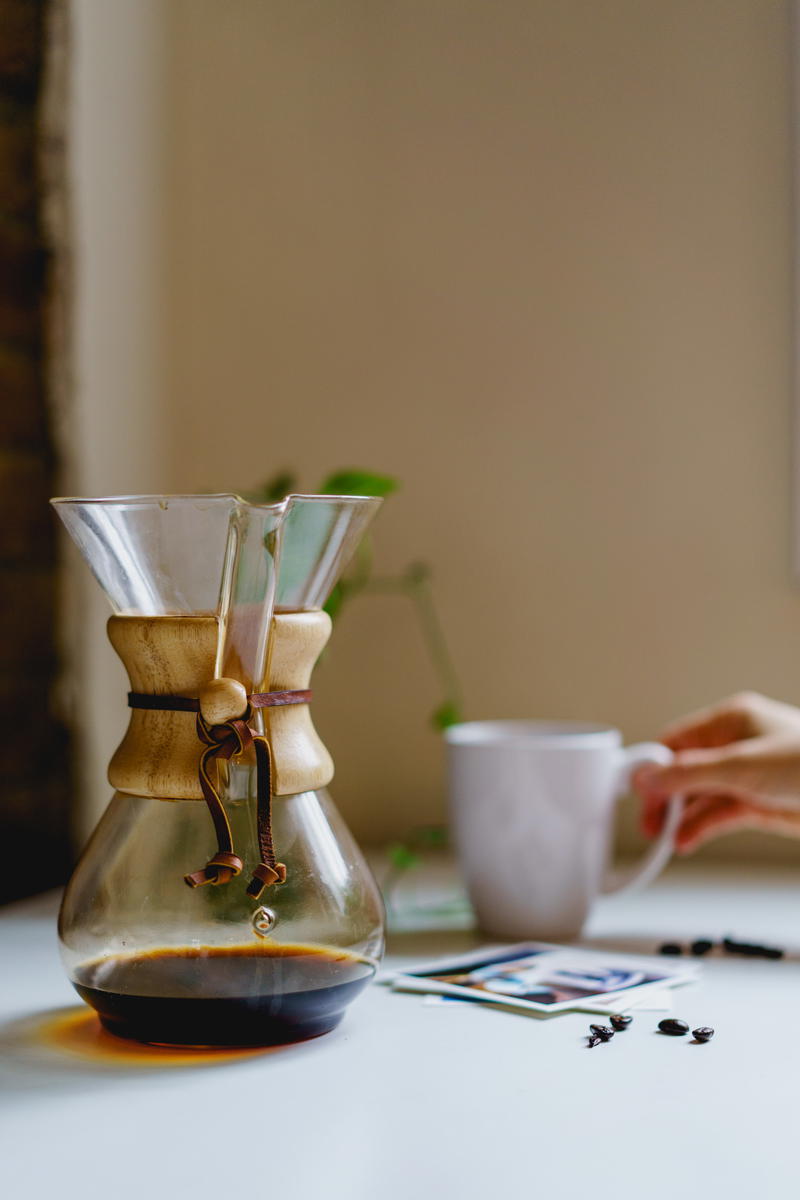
[636, 745, 754, 798]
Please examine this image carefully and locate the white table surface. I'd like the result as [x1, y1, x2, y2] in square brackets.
[2, 858, 799, 1200]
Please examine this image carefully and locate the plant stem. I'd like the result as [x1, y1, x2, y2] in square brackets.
[362, 567, 463, 718]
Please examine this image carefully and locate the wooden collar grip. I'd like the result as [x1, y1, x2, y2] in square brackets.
[107, 611, 334, 800]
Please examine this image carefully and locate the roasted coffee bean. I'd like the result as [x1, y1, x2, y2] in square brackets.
[610, 1014, 633, 1031]
[657, 1018, 689, 1036]
[589, 1024, 615, 1041]
[692, 1027, 714, 1043]
[749, 942, 784, 960]
[724, 936, 760, 957]
[658, 942, 683, 956]
[723, 936, 784, 960]
[723, 937, 751, 956]
[690, 939, 713, 956]
[587, 1035, 602, 1048]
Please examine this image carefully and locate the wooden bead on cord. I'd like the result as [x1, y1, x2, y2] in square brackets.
[198, 678, 249, 726]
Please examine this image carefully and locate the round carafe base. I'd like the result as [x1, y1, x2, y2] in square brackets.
[71, 942, 376, 1049]
[93, 1008, 350, 1049]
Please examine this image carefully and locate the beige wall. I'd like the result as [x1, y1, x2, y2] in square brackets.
[72, 1, 798, 860]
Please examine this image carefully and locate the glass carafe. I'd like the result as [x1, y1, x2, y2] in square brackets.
[52, 492, 385, 1046]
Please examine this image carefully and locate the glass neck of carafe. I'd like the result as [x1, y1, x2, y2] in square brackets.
[276, 494, 383, 612]
[50, 493, 287, 689]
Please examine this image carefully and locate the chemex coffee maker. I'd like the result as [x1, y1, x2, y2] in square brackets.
[52, 493, 385, 1046]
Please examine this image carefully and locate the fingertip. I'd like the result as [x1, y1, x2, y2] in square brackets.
[639, 786, 669, 838]
[632, 764, 658, 793]
[640, 811, 664, 838]
[635, 764, 675, 799]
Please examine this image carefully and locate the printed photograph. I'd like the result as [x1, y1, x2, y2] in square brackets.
[403, 945, 679, 1009]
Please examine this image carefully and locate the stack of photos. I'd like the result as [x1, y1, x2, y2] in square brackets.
[389, 943, 699, 1017]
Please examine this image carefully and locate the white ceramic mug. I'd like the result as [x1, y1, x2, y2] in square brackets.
[445, 721, 683, 940]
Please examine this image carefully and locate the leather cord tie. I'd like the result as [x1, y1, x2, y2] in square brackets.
[128, 688, 312, 896]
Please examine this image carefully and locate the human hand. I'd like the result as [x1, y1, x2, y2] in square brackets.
[634, 692, 800, 853]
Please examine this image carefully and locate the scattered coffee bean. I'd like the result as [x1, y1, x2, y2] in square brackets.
[657, 1018, 689, 1036]
[692, 1027, 714, 1043]
[589, 1024, 615, 1042]
[690, 939, 713, 956]
[610, 1014, 633, 1031]
[724, 937, 748, 956]
[723, 936, 784, 960]
[658, 942, 683, 956]
[587, 1035, 602, 1048]
[730, 940, 759, 958]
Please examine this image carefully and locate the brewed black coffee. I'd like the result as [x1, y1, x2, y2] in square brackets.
[73, 943, 375, 1046]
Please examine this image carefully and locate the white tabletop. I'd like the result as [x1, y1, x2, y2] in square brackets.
[2, 859, 799, 1200]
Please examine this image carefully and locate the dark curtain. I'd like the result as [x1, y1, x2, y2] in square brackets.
[0, 0, 71, 904]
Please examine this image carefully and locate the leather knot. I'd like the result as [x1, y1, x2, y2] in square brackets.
[127, 684, 310, 895]
[184, 712, 285, 897]
[184, 851, 244, 889]
[246, 860, 287, 898]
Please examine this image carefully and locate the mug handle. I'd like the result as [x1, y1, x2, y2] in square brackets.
[601, 742, 684, 895]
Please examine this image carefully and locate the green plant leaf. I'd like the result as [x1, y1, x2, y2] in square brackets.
[387, 843, 419, 871]
[417, 825, 447, 847]
[319, 469, 399, 498]
[431, 700, 463, 730]
[254, 470, 298, 503]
